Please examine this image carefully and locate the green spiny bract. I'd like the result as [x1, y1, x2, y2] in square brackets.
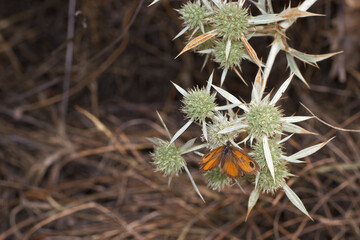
[151, 139, 186, 176]
[214, 4, 249, 40]
[181, 87, 217, 122]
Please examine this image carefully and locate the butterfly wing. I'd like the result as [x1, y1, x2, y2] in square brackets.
[201, 144, 260, 178]
[221, 159, 239, 178]
[200, 146, 224, 171]
[232, 148, 260, 175]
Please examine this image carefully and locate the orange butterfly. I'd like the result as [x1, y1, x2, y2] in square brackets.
[200, 141, 260, 178]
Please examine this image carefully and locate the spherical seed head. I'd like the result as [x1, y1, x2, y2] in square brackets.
[207, 114, 240, 149]
[179, 2, 207, 30]
[182, 87, 217, 122]
[246, 103, 282, 139]
[151, 140, 186, 176]
[253, 139, 290, 194]
[253, 139, 283, 168]
[214, 40, 245, 69]
[205, 166, 232, 191]
[214, 4, 249, 40]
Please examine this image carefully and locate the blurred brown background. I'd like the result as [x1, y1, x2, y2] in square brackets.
[0, 0, 359, 239]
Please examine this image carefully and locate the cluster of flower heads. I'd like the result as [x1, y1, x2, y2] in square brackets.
[173, 0, 339, 85]
[149, 0, 338, 218]
[151, 71, 332, 218]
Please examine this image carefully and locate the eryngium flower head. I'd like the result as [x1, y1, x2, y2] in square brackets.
[214, 40, 245, 69]
[214, 4, 249, 40]
[151, 139, 186, 176]
[207, 113, 241, 149]
[253, 139, 290, 193]
[205, 166, 232, 191]
[179, 2, 207, 30]
[182, 86, 217, 122]
[246, 103, 282, 140]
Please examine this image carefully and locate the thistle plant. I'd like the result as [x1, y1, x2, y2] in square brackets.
[172, 0, 340, 85]
[214, 40, 245, 70]
[148, 112, 207, 201]
[149, 0, 339, 219]
[178, 2, 208, 32]
[214, 3, 249, 40]
[211, 70, 333, 218]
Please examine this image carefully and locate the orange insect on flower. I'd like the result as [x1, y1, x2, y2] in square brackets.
[200, 141, 260, 178]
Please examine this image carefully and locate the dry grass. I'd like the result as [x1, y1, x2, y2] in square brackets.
[0, 0, 359, 239]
